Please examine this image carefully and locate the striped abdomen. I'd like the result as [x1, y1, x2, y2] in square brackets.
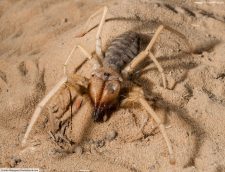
[103, 32, 140, 71]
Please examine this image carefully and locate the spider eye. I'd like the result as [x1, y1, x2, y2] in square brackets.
[104, 72, 110, 77]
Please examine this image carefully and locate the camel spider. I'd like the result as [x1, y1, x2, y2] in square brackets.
[21, 6, 193, 165]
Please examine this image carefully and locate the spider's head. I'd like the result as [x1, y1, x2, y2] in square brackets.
[89, 67, 123, 122]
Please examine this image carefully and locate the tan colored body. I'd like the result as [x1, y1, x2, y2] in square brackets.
[21, 6, 194, 164]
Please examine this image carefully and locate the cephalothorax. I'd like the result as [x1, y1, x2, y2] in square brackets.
[22, 6, 192, 164]
[89, 67, 122, 121]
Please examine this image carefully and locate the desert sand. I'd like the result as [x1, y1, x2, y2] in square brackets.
[0, 0, 225, 171]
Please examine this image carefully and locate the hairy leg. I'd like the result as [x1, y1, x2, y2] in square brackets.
[75, 6, 108, 60]
[22, 44, 93, 147]
[122, 25, 167, 88]
[95, 6, 108, 59]
[139, 96, 175, 164]
[149, 52, 167, 88]
[22, 77, 67, 146]
[123, 86, 175, 164]
[122, 25, 193, 88]
[64, 45, 92, 75]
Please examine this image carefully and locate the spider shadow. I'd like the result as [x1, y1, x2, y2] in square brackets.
[192, 39, 221, 54]
[138, 37, 221, 86]
[130, 18, 221, 55]
[139, 81, 206, 168]
[138, 52, 198, 85]
[130, 40, 199, 89]
[129, 48, 205, 167]
[162, 98, 206, 168]
[123, 27, 199, 84]
[134, 36, 221, 91]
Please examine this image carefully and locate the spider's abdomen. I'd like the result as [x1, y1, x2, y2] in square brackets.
[104, 31, 140, 71]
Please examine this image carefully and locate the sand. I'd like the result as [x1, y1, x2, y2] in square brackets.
[0, 0, 225, 171]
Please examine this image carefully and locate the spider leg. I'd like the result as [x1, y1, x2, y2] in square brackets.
[64, 45, 92, 75]
[22, 77, 67, 146]
[139, 96, 175, 164]
[122, 25, 194, 88]
[22, 44, 94, 147]
[74, 6, 108, 60]
[122, 25, 167, 88]
[95, 6, 108, 59]
[124, 87, 175, 164]
[149, 52, 167, 88]
[164, 25, 193, 53]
